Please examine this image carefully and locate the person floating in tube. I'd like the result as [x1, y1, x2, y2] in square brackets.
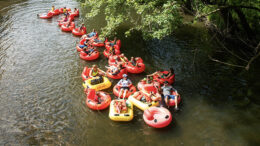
[89, 65, 106, 78]
[117, 74, 132, 99]
[161, 81, 178, 109]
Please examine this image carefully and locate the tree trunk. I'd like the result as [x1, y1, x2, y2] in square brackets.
[234, 8, 255, 39]
[219, 8, 238, 35]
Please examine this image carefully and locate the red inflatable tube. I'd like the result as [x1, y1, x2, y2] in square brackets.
[92, 42, 105, 47]
[108, 55, 126, 66]
[61, 22, 75, 32]
[72, 27, 86, 36]
[39, 12, 53, 19]
[103, 49, 121, 58]
[59, 8, 71, 13]
[137, 80, 161, 93]
[81, 66, 92, 80]
[80, 51, 100, 61]
[50, 9, 60, 15]
[113, 84, 136, 99]
[106, 67, 127, 79]
[125, 62, 145, 74]
[143, 107, 172, 128]
[76, 45, 84, 52]
[105, 40, 121, 50]
[86, 89, 111, 110]
[167, 91, 181, 107]
[153, 71, 175, 85]
[76, 38, 87, 52]
[70, 9, 79, 17]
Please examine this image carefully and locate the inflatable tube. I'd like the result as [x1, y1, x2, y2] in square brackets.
[39, 12, 53, 19]
[108, 55, 126, 66]
[72, 27, 86, 36]
[86, 89, 111, 110]
[143, 107, 172, 128]
[106, 67, 127, 79]
[128, 92, 159, 111]
[59, 8, 71, 13]
[79, 51, 100, 61]
[167, 91, 181, 107]
[103, 49, 121, 58]
[113, 84, 136, 99]
[105, 40, 121, 50]
[153, 71, 175, 85]
[50, 9, 60, 16]
[61, 22, 75, 32]
[125, 59, 145, 74]
[137, 80, 160, 92]
[83, 76, 112, 91]
[81, 66, 92, 80]
[92, 42, 105, 47]
[70, 9, 79, 17]
[75, 38, 86, 51]
[109, 99, 134, 121]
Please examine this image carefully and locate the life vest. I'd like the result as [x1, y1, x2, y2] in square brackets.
[91, 69, 99, 76]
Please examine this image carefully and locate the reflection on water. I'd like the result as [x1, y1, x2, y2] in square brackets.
[0, 0, 259, 145]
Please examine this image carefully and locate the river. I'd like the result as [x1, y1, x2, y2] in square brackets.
[0, 0, 259, 145]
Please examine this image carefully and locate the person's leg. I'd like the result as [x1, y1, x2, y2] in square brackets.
[164, 95, 169, 106]
[123, 89, 128, 99]
[118, 88, 123, 98]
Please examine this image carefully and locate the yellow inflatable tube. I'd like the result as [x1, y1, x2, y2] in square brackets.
[83, 76, 112, 91]
[128, 95, 159, 111]
[109, 99, 134, 121]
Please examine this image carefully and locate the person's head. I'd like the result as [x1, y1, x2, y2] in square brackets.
[93, 65, 97, 70]
[52, 6, 54, 8]
[130, 57, 134, 60]
[74, 8, 77, 10]
[121, 53, 124, 57]
[92, 29, 96, 32]
[64, 7, 66, 9]
[123, 74, 127, 79]
[81, 23, 84, 26]
[114, 37, 117, 41]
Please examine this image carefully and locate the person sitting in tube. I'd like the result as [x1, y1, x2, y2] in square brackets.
[119, 53, 128, 63]
[114, 56, 122, 65]
[78, 40, 90, 49]
[83, 47, 96, 56]
[66, 21, 72, 28]
[106, 63, 125, 76]
[86, 29, 97, 38]
[114, 100, 127, 113]
[89, 65, 106, 78]
[73, 8, 78, 13]
[93, 37, 105, 44]
[63, 7, 67, 14]
[79, 23, 86, 31]
[149, 68, 175, 79]
[109, 37, 117, 47]
[51, 6, 55, 12]
[161, 81, 178, 109]
[117, 74, 132, 99]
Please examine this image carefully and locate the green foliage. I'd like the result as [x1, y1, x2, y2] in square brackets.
[81, 0, 183, 39]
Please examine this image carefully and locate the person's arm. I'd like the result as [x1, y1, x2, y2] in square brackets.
[98, 68, 106, 75]
[89, 69, 94, 78]
[117, 80, 122, 86]
[127, 79, 132, 87]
